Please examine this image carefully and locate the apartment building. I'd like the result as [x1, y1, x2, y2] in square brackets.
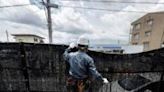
[131, 12, 164, 51]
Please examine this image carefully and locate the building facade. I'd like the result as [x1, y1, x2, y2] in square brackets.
[12, 34, 44, 43]
[131, 12, 164, 51]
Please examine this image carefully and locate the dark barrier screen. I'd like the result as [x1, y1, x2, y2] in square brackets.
[0, 43, 163, 92]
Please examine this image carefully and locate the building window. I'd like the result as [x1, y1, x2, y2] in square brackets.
[161, 42, 164, 48]
[133, 43, 138, 45]
[34, 38, 38, 42]
[143, 42, 149, 50]
[134, 23, 141, 30]
[40, 39, 44, 43]
[18, 39, 22, 42]
[133, 33, 139, 40]
[145, 31, 151, 37]
[147, 19, 153, 26]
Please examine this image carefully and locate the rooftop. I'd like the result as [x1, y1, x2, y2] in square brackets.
[131, 11, 164, 25]
[12, 34, 45, 39]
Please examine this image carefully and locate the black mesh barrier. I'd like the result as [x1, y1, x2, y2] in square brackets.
[0, 43, 163, 92]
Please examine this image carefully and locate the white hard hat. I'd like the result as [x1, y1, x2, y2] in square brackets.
[77, 36, 89, 46]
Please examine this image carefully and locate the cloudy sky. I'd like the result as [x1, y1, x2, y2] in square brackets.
[0, 0, 164, 44]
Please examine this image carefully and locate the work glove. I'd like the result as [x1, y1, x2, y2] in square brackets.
[69, 42, 77, 49]
[103, 78, 109, 84]
[68, 42, 78, 52]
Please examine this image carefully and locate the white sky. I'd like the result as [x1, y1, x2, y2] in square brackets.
[0, 0, 164, 44]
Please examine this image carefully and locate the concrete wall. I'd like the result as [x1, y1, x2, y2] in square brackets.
[0, 43, 163, 92]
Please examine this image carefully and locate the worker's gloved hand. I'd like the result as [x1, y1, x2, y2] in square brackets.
[103, 78, 109, 84]
[69, 42, 77, 49]
[68, 42, 78, 53]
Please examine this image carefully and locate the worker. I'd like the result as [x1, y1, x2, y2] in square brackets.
[63, 36, 109, 92]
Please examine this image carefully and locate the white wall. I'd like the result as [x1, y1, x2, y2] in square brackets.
[15, 36, 42, 43]
[121, 45, 144, 54]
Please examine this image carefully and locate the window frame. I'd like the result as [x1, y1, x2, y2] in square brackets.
[147, 19, 153, 26]
[134, 23, 141, 30]
[34, 38, 38, 42]
[18, 39, 23, 42]
[143, 42, 149, 50]
[145, 31, 151, 37]
[133, 33, 140, 40]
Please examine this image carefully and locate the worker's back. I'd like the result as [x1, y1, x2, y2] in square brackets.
[68, 51, 92, 79]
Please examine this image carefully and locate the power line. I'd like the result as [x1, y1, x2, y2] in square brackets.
[0, 4, 33, 8]
[59, 5, 148, 13]
[60, 0, 164, 5]
[0, 3, 153, 13]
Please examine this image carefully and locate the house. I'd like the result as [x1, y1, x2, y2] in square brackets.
[12, 34, 44, 43]
[131, 11, 164, 51]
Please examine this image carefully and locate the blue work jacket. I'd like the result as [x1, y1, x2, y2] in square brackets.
[63, 48, 103, 80]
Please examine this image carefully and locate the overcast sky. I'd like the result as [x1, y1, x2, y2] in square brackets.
[0, 0, 164, 44]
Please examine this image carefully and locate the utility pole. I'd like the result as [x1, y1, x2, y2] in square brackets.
[6, 30, 9, 42]
[46, 0, 53, 43]
[43, 0, 58, 44]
